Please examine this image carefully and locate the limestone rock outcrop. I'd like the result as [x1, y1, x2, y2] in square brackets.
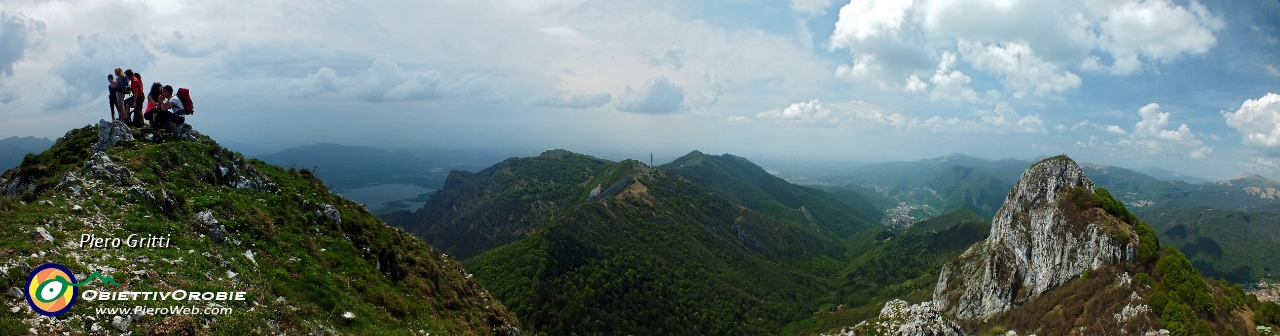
[933, 156, 1137, 321]
[826, 299, 963, 336]
[92, 119, 133, 153]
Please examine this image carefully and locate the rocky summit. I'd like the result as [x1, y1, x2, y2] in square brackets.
[934, 155, 1137, 321]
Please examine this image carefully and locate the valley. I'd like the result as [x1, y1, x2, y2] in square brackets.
[371, 148, 1280, 334]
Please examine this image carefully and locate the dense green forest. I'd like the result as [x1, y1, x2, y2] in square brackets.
[467, 160, 850, 334]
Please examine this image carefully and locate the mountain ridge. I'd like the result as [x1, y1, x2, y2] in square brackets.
[834, 155, 1271, 335]
[0, 122, 519, 335]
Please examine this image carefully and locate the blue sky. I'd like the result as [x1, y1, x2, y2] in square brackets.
[0, 0, 1278, 180]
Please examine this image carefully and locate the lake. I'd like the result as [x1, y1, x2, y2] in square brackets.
[335, 184, 435, 214]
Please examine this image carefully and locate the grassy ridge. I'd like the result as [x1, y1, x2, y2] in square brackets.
[0, 125, 516, 335]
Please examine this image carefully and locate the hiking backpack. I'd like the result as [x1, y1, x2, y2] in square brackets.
[176, 88, 194, 115]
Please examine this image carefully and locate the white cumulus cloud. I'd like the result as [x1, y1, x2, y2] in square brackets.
[1224, 93, 1280, 156]
[1117, 103, 1212, 158]
[958, 40, 1081, 99]
[828, 0, 1225, 95]
[1104, 125, 1127, 135]
[1086, 0, 1224, 74]
[757, 99, 835, 123]
[829, 0, 914, 44]
[927, 51, 980, 103]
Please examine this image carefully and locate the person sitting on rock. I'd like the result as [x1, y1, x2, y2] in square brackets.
[143, 82, 162, 127]
[152, 85, 183, 134]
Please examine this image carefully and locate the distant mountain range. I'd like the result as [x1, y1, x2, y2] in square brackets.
[253, 143, 527, 190]
[375, 150, 1276, 334]
[769, 153, 1280, 216]
[0, 136, 54, 171]
[1138, 166, 1211, 184]
[766, 153, 1280, 286]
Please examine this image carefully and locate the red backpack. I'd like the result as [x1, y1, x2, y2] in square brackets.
[176, 88, 194, 115]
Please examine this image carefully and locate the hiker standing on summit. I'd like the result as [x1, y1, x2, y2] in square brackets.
[112, 68, 130, 122]
[125, 70, 145, 126]
[107, 74, 119, 118]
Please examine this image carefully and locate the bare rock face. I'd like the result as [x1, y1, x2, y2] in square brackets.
[828, 300, 963, 336]
[1, 175, 36, 197]
[933, 155, 1137, 321]
[92, 119, 133, 153]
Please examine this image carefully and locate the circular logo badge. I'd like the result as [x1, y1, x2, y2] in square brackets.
[26, 264, 78, 317]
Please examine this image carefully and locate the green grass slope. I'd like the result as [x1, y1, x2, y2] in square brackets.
[0, 124, 518, 335]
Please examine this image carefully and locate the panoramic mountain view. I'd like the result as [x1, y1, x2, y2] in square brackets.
[3, 0, 1280, 335]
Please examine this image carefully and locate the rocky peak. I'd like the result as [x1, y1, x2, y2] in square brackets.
[933, 155, 1137, 321]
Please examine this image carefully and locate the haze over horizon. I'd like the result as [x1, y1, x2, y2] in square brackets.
[1, 0, 1279, 181]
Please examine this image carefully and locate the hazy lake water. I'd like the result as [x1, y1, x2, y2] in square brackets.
[335, 184, 434, 213]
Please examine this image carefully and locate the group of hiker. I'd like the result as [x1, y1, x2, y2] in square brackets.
[107, 67, 193, 134]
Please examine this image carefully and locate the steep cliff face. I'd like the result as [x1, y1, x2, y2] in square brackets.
[933, 155, 1137, 321]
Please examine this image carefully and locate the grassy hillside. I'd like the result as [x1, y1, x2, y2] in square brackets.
[0, 124, 517, 335]
[466, 160, 849, 335]
[661, 150, 883, 238]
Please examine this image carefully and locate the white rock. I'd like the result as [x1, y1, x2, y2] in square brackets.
[112, 315, 129, 331]
[92, 119, 134, 153]
[934, 156, 1137, 321]
[342, 311, 355, 319]
[838, 299, 963, 336]
[32, 227, 54, 243]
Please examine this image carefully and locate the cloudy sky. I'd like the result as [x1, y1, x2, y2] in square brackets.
[1, 0, 1279, 180]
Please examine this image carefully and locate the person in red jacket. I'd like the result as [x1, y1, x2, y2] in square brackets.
[125, 70, 145, 126]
